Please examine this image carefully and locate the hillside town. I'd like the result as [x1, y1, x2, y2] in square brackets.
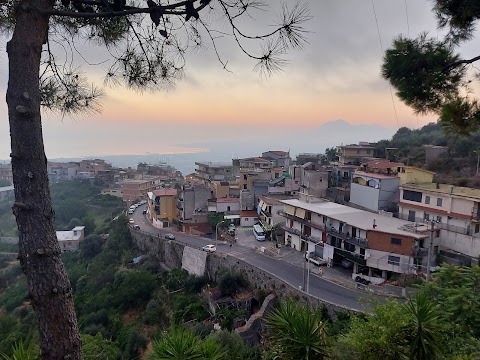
[3, 141, 478, 289]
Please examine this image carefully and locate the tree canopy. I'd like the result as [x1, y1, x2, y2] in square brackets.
[382, 0, 480, 135]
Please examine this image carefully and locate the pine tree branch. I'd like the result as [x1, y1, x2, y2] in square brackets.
[23, 1, 209, 19]
[445, 55, 480, 72]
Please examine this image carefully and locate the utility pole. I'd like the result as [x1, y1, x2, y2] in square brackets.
[476, 150, 479, 176]
[302, 238, 307, 291]
[426, 220, 434, 281]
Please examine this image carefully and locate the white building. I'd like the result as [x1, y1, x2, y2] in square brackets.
[399, 183, 480, 266]
[279, 199, 432, 280]
[56, 226, 85, 252]
[350, 171, 400, 212]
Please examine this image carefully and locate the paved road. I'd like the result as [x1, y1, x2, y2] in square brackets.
[130, 206, 379, 312]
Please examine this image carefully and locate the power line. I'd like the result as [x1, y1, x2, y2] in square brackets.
[404, 0, 410, 36]
[371, 0, 401, 129]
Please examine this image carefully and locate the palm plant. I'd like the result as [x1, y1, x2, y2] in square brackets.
[401, 292, 445, 360]
[266, 299, 329, 360]
[0, 341, 38, 360]
[151, 327, 225, 360]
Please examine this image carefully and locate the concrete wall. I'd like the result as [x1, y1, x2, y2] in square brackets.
[130, 230, 358, 314]
[350, 183, 380, 211]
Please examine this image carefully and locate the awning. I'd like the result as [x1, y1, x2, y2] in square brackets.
[296, 208, 306, 219]
[285, 205, 295, 216]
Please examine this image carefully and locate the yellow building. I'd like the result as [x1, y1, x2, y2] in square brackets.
[212, 181, 230, 198]
[147, 189, 178, 228]
[398, 166, 434, 185]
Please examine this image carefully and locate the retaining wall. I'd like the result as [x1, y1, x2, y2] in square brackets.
[131, 230, 358, 315]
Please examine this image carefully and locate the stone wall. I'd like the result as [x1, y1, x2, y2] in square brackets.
[131, 229, 359, 316]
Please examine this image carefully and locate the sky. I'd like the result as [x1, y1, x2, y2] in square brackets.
[0, 0, 479, 161]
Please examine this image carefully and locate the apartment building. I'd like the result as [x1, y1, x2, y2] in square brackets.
[47, 162, 80, 183]
[399, 183, 480, 265]
[195, 162, 234, 183]
[336, 142, 376, 165]
[258, 196, 289, 230]
[79, 159, 112, 174]
[296, 153, 324, 166]
[147, 189, 177, 228]
[121, 177, 163, 203]
[261, 151, 291, 168]
[279, 199, 432, 281]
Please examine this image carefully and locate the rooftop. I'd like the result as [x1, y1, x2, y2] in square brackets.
[353, 171, 398, 180]
[264, 150, 289, 156]
[216, 197, 240, 204]
[280, 199, 428, 239]
[401, 183, 480, 199]
[152, 189, 177, 197]
[195, 161, 233, 168]
[56, 226, 85, 241]
[240, 210, 258, 217]
[364, 160, 404, 170]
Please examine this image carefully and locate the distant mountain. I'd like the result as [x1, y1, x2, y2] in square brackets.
[47, 119, 396, 175]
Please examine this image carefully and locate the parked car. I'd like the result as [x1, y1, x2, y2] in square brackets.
[142, 209, 147, 214]
[133, 224, 140, 230]
[202, 244, 216, 252]
[305, 251, 328, 266]
[165, 233, 175, 240]
[129, 219, 134, 224]
[128, 210, 134, 215]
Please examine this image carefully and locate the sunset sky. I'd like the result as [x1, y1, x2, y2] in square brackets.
[0, 0, 478, 160]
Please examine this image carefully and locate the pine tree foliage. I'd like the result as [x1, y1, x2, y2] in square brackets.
[382, 1, 480, 135]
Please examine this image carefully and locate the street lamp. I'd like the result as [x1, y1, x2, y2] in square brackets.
[215, 219, 225, 248]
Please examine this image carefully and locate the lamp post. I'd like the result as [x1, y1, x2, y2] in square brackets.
[475, 150, 480, 177]
[215, 220, 225, 248]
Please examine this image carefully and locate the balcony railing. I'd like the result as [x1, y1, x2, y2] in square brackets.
[336, 248, 367, 266]
[327, 228, 368, 248]
[277, 210, 326, 231]
[411, 247, 429, 258]
[280, 225, 322, 243]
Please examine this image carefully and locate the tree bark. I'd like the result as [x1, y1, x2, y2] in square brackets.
[6, 1, 82, 358]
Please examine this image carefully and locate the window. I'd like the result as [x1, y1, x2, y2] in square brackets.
[388, 255, 401, 266]
[424, 213, 430, 221]
[437, 198, 443, 207]
[475, 224, 480, 233]
[391, 238, 402, 245]
[227, 206, 231, 211]
[435, 230, 441, 238]
[243, 175, 247, 180]
[425, 195, 430, 204]
[408, 210, 416, 222]
[245, 218, 249, 221]
[403, 190, 422, 202]
[436, 216, 442, 223]
[243, 184, 247, 190]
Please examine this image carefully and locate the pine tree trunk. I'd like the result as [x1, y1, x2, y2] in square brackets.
[6, 1, 82, 358]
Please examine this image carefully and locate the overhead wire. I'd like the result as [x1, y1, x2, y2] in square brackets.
[371, 0, 401, 129]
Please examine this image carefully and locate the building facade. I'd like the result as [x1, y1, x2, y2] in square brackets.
[279, 199, 431, 281]
[350, 171, 400, 212]
[147, 189, 177, 228]
[56, 226, 85, 252]
[336, 142, 376, 165]
[399, 183, 480, 265]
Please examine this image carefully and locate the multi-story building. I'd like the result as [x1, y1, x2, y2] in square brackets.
[0, 163, 13, 185]
[299, 163, 330, 198]
[79, 159, 112, 174]
[147, 189, 177, 228]
[261, 151, 291, 168]
[208, 197, 240, 221]
[336, 142, 376, 165]
[399, 183, 480, 265]
[350, 171, 400, 212]
[47, 162, 80, 183]
[121, 177, 163, 204]
[258, 196, 290, 230]
[296, 153, 325, 166]
[195, 162, 234, 183]
[279, 198, 433, 281]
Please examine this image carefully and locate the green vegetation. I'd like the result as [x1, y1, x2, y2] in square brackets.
[382, 1, 480, 135]
[375, 122, 480, 184]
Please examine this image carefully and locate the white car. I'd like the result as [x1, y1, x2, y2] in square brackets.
[202, 244, 216, 252]
[165, 233, 175, 240]
[129, 218, 134, 224]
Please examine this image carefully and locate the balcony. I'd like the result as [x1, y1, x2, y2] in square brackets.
[336, 248, 367, 266]
[327, 227, 368, 248]
[411, 247, 429, 258]
[280, 225, 323, 243]
[277, 210, 326, 231]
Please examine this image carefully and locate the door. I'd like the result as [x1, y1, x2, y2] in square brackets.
[408, 210, 416, 222]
